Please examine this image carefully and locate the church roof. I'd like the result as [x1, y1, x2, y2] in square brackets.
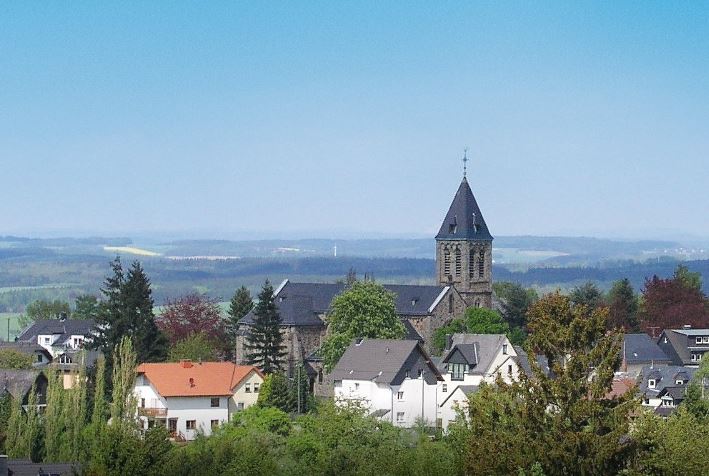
[436, 177, 493, 241]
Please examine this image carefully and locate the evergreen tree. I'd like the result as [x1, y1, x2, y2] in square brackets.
[607, 278, 639, 331]
[245, 281, 286, 374]
[257, 373, 294, 413]
[568, 281, 605, 311]
[92, 258, 168, 372]
[292, 363, 311, 414]
[227, 286, 254, 342]
[73, 294, 101, 320]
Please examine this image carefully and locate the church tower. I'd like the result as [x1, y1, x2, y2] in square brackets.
[435, 174, 493, 308]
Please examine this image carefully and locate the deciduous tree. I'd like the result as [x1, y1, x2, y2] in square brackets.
[168, 332, 219, 362]
[320, 281, 405, 371]
[157, 293, 227, 357]
[640, 265, 708, 332]
[0, 349, 33, 369]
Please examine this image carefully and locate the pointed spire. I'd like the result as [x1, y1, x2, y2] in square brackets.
[436, 176, 493, 241]
[462, 148, 468, 178]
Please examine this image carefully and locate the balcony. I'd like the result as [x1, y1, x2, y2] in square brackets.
[139, 407, 167, 418]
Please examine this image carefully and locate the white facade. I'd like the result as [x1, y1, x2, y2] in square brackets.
[334, 376, 438, 427]
[438, 386, 470, 430]
[37, 333, 87, 358]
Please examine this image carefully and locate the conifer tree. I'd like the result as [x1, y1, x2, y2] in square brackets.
[228, 286, 254, 336]
[245, 281, 286, 374]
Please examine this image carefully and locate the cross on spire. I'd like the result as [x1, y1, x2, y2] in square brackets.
[462, 148, 469, 178]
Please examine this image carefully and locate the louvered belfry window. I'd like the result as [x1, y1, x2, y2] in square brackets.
[443, 247, 451, 276]
[454, 247, 462, 277]
[478, 248, 485, 277]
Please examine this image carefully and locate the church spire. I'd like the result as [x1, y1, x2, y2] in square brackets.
[435, 175, 493, 241]
[462, 148, 468, 178]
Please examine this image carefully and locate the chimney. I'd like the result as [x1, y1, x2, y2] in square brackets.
[445, 334, 453, 351]
[180, 359, 193, 369]
[0, 455, 6, 476]
[189, 377, 195, 387]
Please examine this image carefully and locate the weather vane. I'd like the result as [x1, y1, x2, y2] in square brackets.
[462, 148, 468, 178]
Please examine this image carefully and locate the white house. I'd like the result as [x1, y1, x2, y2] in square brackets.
[331, 339, 443, 428]
[436, 334, 525, 430]
[134, 361, 263, 440]
[17, 318, 95, 358]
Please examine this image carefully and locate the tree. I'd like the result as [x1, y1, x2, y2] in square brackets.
[493, 281, 538, 330]
[168, 332, 219, 362]
[568, 281, 605, 311]
[25, 299, 71, 320]
[432, 318, 467, 354]
[456, 292, 636, 475]
[110, 336, 138, 423]
[92, 258, 168, 368]
[321, 281, 405, 371]
[464, 307, 509, 335]
[157, 293, 228, 356]
[73, 294, 101, 320]
[640, 265, 708, 332]
[674, 264, 702, 291]
[227, 286, 253, 340]
[245, 281, 287, 374]
[607, 278, 639, 331]
[257, 373, 294, 413]
[0, 349, 33, 369]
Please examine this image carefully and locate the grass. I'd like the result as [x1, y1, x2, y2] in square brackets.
[0, 312, 24, 341]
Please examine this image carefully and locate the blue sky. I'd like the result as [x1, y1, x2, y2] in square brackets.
[1, 2, 708, 239]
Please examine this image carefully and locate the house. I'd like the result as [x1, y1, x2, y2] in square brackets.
[0, 455, 79, 476]
[134, 361, 263, 440]
[638, 365, 696, 416]
[657, 327, 709, 367]
[16, 318, 95, 359]
[52, 349, 101, 389]
[621, 333, 671, 376]
[438, 385, 478, 431]
[237, 280, 468, 376]
[438, 334, 522, 387]
[331, 339, 443, 428]
[0, 341, 52, 367]
[0, 369, 48, 408]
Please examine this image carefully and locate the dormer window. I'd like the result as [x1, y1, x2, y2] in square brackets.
[697, 337, 702, 344]
[411, 298, 419, 306]
[676, 379, 683, 385]
[502, 344, 508, 355]
[648, 379, 656, 389]
[703, 337, 709, 344]
[449, 223, 457, 234]
[663, 337, 668, 343]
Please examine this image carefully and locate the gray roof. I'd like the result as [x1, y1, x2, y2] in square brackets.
[17, 319, 96, 343]
[512, 345, 551, 378]
[0, 369, 42, 400]
[240, 280, 450, 326]
[440, 384, 479, 407]
[671, 328, 709, 336]
[440, 334, 507, 375]
[639, 365, 697, 398]
[659, 386, 688, 400]
[658, 329, 708, 365]
[435, 177, 493, 241]
[623, 334, 671, 364]
[442, 343, 479, 366]
[331, 339, 442, 385]
[54, 349, 101, 370]
[0, 341, 52, 359]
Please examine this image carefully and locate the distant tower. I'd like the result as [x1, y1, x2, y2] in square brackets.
[435, 156, 493, 308]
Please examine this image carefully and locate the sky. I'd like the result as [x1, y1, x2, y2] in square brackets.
[1, 2, 708, 240]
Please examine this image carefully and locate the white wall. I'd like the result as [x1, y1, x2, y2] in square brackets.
[164, 396, 230, 440]
[229, 371, 263, 415]
[334, 377, 438, 428]
[438, 387, 469, 430]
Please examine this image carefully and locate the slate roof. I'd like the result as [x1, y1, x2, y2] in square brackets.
[623, 334, 671, 364]
[442, 343, 479, 366]
[7, 459, 80, 476]
[0, 369, 43, 400]
[440, 334, 508, 375]
[331, 339, 443, 385]
[137, 362, 262, 397]
[658, 329, 709, 365]
[239, 280, 450, 326]
[17, 319, 96, 342]
[0, 341, 52, 361]
[435, 177, 493, 241]
[672, 328, 709, 337]
[639, 365, 697, 398]
[54, 349, 102, 370]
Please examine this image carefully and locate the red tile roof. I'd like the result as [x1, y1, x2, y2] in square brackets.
[136, 361, 262, 397]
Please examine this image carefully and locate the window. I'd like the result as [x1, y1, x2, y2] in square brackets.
[43, 337, 50, 344]
[254, 382, 260, 393]
[186, 420, 197, 430]
[141, 398, 145, 408]
[450, 363, 466, 381]
[448, 294, 454, 313]
[418, 369, 424, 378]
[508, 365, 513, 375]
[676, 380, 683, 385]
[469, 247, 476, 279]
[318, 370, 323, 384]
[397, 391, 404, 401]
[210, 398, 220, 408]
[237, 402, 244, 411]
[478, 249, 485, 277]
[210, 419, 219, 430]
[396, 412, 405, 423]
[648, 379, 656, 389]
[36, 354, 43, 363]
[502, 344, 508, 355]
[245, 383, 251, 393]
[698, 337, 703, 344]
[663, 337, 668, 343]
[703, 337, 709, 344]
[454, 247, 462, 277]
[354, 383, 360, 390]
[443, 248, 451, 276]
[442, 384, 447, 393]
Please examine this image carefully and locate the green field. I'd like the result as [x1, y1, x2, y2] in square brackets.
[0, 312, 24, 341]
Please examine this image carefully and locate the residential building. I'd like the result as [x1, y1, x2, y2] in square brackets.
[621, 333, 671, 376]
[134, 361, 263, 440]
[0, 369, 48, 409]
[16, 318, 95, 359]
[638, 365, 696, 416]
[438, 384, 478, 431]
[0, 341, 52, 367]
[331, 339, 443, 428]
[657, 327, 709, 367]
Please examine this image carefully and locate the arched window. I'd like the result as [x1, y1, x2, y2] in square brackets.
[478, 248, 485, 278]
[443, 247, 451, 276]
[474, 299, 481, 308]
[469, 247, 476, 279]
[448, 293, 454, 313]
[454, 247, 462, 277]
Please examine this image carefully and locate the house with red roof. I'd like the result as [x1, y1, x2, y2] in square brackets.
[134, 360, 263, 440]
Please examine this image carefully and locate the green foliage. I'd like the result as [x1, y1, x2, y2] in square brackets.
[73, 294, 101, 320]
[89, 424, 172, 476]
[432, 319, 466, 354]
[673, 263, 702, 291]
[25, 298, 71, 320]
[321, 281, 405, 370]
[227, 285, 253, 345]
[493, 281, 538, 329]
[607, 278, 639, 331]
[92, 258, 168, 375]
[568, 281, 605, 311]
[464, 307, 509, 334]
[258, 373, 294, 413]
[110, 336, 138, 423]
[246, 280, 287, 374]
[168, 332, 219, 362]
[0, 349, 33, 369]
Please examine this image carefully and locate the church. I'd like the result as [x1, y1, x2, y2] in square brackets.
[236, 173, 494, 375]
